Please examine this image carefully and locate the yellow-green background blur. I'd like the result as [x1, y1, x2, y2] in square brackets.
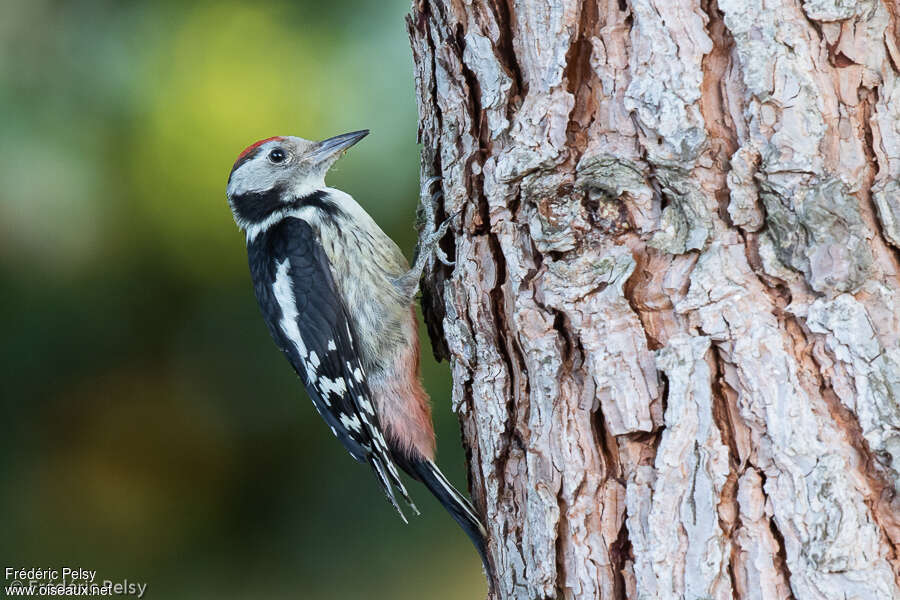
[0, 1, 485, 597]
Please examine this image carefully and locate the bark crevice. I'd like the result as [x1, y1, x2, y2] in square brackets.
[408, 1, 900, 597]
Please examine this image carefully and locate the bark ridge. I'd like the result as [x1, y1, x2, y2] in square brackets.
[407, 0, 900, 597]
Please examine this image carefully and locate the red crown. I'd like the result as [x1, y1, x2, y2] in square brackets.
[232, 136, 285, 171]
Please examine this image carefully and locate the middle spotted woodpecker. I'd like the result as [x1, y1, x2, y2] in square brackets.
[225, 130, 489, 576]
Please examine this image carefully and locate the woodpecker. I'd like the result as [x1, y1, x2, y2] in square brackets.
[225, 130, 489, 575]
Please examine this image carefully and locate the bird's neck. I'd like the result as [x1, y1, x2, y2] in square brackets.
[235, 188, 338, 242]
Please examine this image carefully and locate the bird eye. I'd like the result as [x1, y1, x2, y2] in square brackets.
[268, 148, 287, 164]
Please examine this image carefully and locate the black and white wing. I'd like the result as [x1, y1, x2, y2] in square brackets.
[248, 217, 417, 520]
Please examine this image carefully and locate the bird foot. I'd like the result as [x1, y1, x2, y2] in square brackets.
[395, 176, 455, 302]
[415, 176, 455, 269]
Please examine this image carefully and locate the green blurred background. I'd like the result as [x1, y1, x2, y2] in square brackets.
[0, 1, 485, 597]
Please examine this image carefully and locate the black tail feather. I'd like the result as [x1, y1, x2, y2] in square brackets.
[399, 455, 491, 580]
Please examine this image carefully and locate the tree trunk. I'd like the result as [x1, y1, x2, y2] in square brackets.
[407, 0, 900, 598]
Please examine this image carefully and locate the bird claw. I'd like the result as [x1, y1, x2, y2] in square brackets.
[415, 174, 455, 268]
[421, 175, 441, 192]
[433, 219, 455, 266]
[394, 174, 456, 302]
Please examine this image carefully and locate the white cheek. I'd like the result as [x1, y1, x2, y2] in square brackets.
[289, 177, 326, 199]
[227, 161, 281, 197]
[228, 160, 326, 200]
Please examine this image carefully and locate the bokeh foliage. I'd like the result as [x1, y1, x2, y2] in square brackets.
[0, 1, 484, 597]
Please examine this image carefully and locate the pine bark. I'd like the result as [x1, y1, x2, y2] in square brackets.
[407, 1, 900, 598]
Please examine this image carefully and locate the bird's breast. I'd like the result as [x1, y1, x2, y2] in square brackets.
[315, 216, 411, 376]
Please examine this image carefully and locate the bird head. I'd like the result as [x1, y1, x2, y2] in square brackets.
[225, 130, 368, 232]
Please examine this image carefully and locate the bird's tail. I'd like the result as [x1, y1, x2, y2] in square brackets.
[368, 454, 420, 523]
[403, 457, 491, 578]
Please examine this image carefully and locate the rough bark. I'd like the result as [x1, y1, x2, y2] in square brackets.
[407, 0, 900, 598]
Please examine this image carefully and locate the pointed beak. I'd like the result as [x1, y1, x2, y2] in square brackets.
[309, 129, 369, 164]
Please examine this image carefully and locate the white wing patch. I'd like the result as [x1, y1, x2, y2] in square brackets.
[359, 396, 375, 416]
[273, 259, 316, 383]
[340, 413, 363, 433]
[318, 375, 347, 399]
[345, 361, 365, 383]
